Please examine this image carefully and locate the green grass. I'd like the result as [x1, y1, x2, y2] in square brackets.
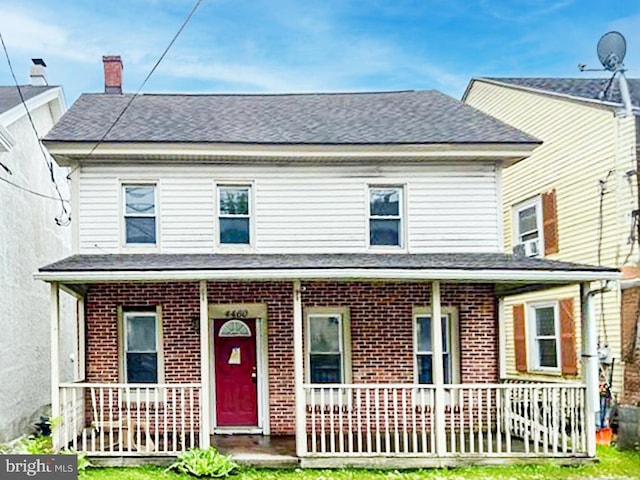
[83, 446, 640, 479]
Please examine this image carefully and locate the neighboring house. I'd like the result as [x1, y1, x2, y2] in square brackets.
[463, 78, 640, 416]
[0, 60, 75, 443]
[36, 57, 618, 467]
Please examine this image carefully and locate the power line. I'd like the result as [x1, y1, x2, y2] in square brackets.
[84, 0, 204, 161]
[0, 31, 71, 226]
[0, 174, 71, 202]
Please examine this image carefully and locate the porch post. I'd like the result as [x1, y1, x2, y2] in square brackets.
[293, 280, 307, 457]
[50, 282, 61, 450]
[199, 280, 211, 448]
[77, 296, 86, 381]
[431, 280, 446, 456]
[580, 282, 598, 457]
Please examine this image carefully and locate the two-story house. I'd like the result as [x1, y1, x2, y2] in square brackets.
[37, 57, 618, 467]
[0, 60, 75, 443]
[463, 78, 639, 440]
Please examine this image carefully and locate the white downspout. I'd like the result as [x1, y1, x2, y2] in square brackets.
[581, 282, 609, 457]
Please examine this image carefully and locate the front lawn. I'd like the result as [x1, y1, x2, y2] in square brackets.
[83, 446, 640, 479]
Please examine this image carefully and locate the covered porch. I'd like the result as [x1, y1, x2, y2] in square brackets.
[38, 253, 618, 467]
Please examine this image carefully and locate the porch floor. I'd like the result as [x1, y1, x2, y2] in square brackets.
[210, 433, 591, 469]
[211, 435, 299, 468]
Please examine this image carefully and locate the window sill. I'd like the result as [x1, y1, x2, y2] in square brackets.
[215, 245, 255, 253]
[522, 369, 564, 378]
[121, 245, 160, 254]
[366, 246, 407, 253]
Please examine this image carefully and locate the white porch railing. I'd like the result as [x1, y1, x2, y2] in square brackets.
[303, 383, 587, 457]
[57, 383, 201, 455]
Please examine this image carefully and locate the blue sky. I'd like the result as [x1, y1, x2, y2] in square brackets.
[1, 0, 639, 106]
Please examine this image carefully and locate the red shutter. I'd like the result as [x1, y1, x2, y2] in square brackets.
[542, 189, 559, 255]
[559, 298, 578, 376]
[513, 304, 527, 373]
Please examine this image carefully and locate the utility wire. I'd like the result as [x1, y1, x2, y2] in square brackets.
[597, 172, 613, 347]
[0, 174, 71, 202]
[83, 0, 204, 161]
[0, 31, 71, 226]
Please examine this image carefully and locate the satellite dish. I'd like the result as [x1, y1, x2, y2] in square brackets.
[597, 31, 626, 71]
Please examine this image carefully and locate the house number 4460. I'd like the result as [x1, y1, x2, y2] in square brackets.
[225, 309, 249, 319]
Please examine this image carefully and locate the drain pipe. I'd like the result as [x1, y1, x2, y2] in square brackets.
[581, 280, 612, 457]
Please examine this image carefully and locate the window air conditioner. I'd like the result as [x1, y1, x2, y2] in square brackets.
[523, 239, 539, 257]
[513, 239, 539, 258]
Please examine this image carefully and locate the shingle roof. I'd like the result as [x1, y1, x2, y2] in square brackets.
[485, 77, 640, 109]
[44, 90, 537, 145]
[0, 85, 56, 114]
[40, 253, 616, 273]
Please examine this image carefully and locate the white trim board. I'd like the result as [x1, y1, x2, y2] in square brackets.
[35, 267, 620, 284]
[45, 142, 537, 167]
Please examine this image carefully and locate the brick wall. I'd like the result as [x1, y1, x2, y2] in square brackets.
[621, 287, 640, 406]
[302, 282, 497, 385]
[84, 280, 498, 435]
[85, 282, 201, 384]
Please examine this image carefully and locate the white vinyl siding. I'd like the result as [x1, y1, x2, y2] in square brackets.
[160, 178, 215, 253]
[77, 162, 501, 254]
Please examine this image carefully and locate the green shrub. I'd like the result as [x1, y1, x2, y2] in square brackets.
[166, 446, 239, 478]
[20, 433, 54, 454]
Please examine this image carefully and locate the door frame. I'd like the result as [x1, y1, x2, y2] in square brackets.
[208, 303, 269, 434]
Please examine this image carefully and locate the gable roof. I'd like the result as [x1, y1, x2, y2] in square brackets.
[0, 85, 56, 114]
[473, 77, 640, 110]
[44, 90, 537, 145]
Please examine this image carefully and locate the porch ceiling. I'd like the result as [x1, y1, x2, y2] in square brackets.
[36, 253, 619, 296]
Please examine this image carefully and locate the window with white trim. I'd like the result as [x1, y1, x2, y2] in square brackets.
[218, 185, 251, 245]
[528, 303, 560, 371]
[306, 309, 351, 384]
[122, 310, 162, 383]
[414, 309, 459, 384]
[123, 184, 157, 245]
[369, 186, 403, 247]
[512, 196, 542, 257]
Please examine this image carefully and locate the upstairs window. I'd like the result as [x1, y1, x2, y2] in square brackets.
[218, 185, 251, 245]
[512, 190, 558, 257]
[513, 197, 541, 257]
[369, 186, 403, 247]
[123, 185, 156, 245]
[122, 310, 161, 383]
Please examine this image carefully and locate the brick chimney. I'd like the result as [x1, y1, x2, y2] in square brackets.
[103, 55, 123, 94]
[29, 58, 48, 86]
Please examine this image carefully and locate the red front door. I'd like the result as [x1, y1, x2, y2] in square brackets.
[214, 319, 258, 426]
